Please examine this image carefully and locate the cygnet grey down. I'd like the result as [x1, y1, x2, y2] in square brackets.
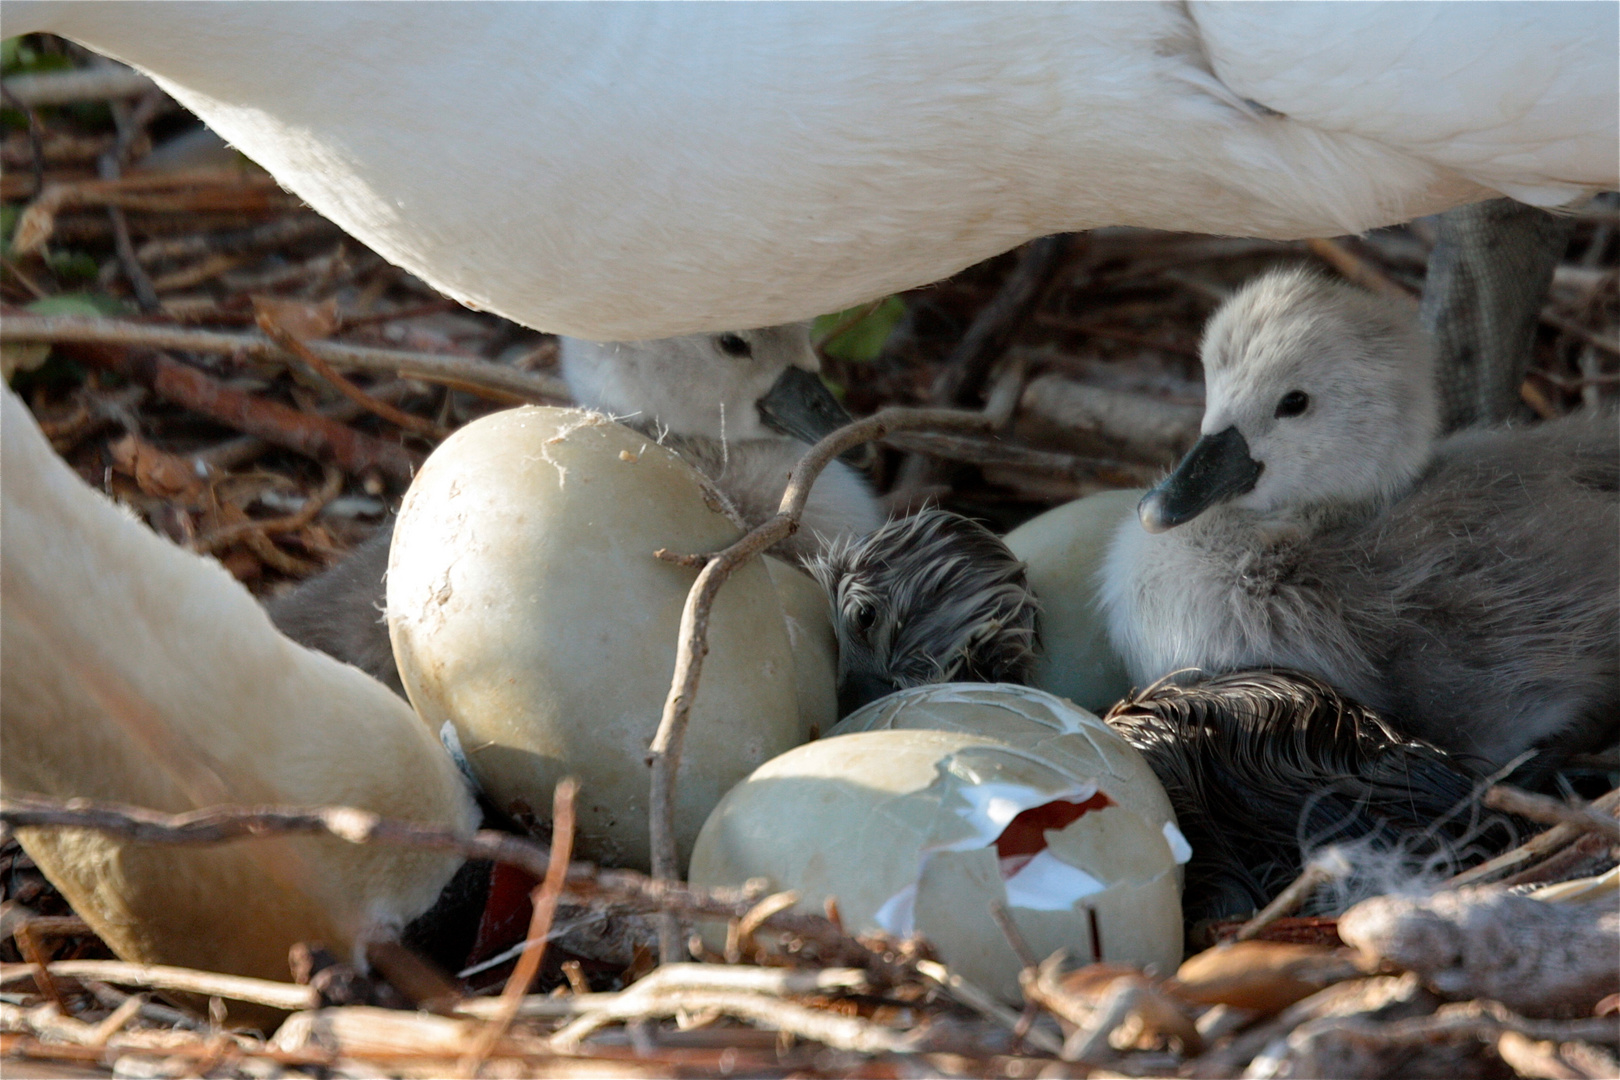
[1103, 268, 1618, 769]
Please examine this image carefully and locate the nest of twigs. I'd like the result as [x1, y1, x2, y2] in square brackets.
[2, 37, 1617, 1080]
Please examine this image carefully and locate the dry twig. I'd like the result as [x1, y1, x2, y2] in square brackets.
[1450, 787, 1620, 887]
[0, 959, 318, 1012]
[644, 406, 993, 958]
[1485, 785, 1620, 843]
[1234, 853, 1346, 942]
[0, 796, 906, 978]
[67, 342, 423, 486]
[0, 312, 570, 403]
[915, 958, 1065, 1057]
[459, 778, 578, 1076]
[190, 465, 344, 553]
[256, 310, 451, 440]
[1304, 237, 1418, 303]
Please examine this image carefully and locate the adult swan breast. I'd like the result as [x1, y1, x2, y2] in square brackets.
[3, 2, 1614, 339]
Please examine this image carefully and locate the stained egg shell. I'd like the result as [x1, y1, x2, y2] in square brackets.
[831, 683, 1182, 856]
[689, 727, 1184, 1002]
[1003, 489, 1143, 712]
[387, 407, 821, 870]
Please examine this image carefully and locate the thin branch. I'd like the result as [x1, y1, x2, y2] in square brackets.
[549, 987, 914, 1055]
[881, 429, 1157, 485]
[915, 958, 1065, 1057]
[1304, 238, 1419, 304]
[0, 796, 909, 979]
[929, 234, 1077, 406]
[256, 311, 451, 440]
[1234, 854, 1343, 942]
[0, 312, 571, 404]
[97, 135, 161, 313]
[1542, 309, 1620, 357]
[643, 406, 993, 959]
[0, 959, 318, 1012]
[460, 778, 578, 1076]
[1484, 785, 1620, 843]
[191, 465, 344, 553]
[70, 342, 423, 486]
[1449, 786, 1620, 888]
[1, 64, 158, 107]
[1324, 999, 1619, 1052]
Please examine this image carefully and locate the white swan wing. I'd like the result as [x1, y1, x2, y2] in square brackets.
[1191, 1, 1620, 205]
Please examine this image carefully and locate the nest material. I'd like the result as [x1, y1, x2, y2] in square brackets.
[2, 34, 1617, 1080]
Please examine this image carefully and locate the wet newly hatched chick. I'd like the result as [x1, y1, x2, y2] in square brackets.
[809, 509, 1039, 717]
[269, 325, 879, 694]
[1104, 670, 1523, 923]
[1103, 267, 1619, 770]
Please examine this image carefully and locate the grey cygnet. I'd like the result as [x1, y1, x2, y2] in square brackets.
[1102, 267, 1618, 769]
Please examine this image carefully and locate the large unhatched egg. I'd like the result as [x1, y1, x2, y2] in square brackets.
[1003, 489, 1143, 712]
[689, 715, 1186, 1002]
[387, 407, 829, 870]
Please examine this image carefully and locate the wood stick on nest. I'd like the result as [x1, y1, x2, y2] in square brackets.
[0, 312, 571, 404]
[0, 795, 912, 981]
[643, 406, 994, 960]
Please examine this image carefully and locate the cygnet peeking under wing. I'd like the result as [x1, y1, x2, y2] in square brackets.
[269, 325, 879, 693]
[1102, 268, 1619, 769]
[559, 325, 882, 560]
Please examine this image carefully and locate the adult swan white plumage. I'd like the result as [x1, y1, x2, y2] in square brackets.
[3, 2, 1614, 341]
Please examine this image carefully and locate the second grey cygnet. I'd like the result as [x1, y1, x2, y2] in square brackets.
[1103, 267, 1618, 769]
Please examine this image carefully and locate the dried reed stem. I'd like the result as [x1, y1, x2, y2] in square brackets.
[644, 407, 993, 959]
[0, 312, 570, 403]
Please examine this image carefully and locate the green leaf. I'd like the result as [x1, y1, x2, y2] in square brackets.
[44, 250, 101, 283]
[813, 296, 905, 364]
[5, 294, 125, 384]
[29, 292, 130, 317]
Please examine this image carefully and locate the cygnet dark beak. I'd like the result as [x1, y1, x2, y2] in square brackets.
[1138, 426, 1262, 533]
[757, 367, 873, 467]
[836, 669, 901, 718]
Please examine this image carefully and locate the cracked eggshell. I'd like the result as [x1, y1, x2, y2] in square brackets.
[387, 407, 811, 870]
[689, 726, 1184, 1003]
[830, 683, 1182, 856]
[1003, 489, 1143, 712]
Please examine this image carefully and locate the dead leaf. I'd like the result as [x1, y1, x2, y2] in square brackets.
[108, 434, 202, 501]
[1164, 940, 1362, 1016]
[251, 295, 339, 340]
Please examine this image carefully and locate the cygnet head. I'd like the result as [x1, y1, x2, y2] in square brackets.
[559, 324, 852, 446]
[809, 509, 1039, 717]
[1139, 268, 1440, 533]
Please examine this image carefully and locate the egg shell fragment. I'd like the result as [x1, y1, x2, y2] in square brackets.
[831, 682, 1182, 855]
[387, 407, 817, 870]
[689, 725, 1184, 1003]
[1004, 489, 1143, 712]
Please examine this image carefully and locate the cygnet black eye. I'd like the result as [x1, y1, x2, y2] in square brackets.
[1275, 390, 1310, 418]
[716, 333, 752, 358]
[852, 604, 877, 635]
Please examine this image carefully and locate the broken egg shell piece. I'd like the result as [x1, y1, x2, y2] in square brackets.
[387, 406, 816, 871]
[1003, 489, 1142, 712]
[688, 727, 1184, 1003]
[831, 682, 1184, 863]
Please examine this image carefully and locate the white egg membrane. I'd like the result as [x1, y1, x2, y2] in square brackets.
[868, 741, 1190, 944]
